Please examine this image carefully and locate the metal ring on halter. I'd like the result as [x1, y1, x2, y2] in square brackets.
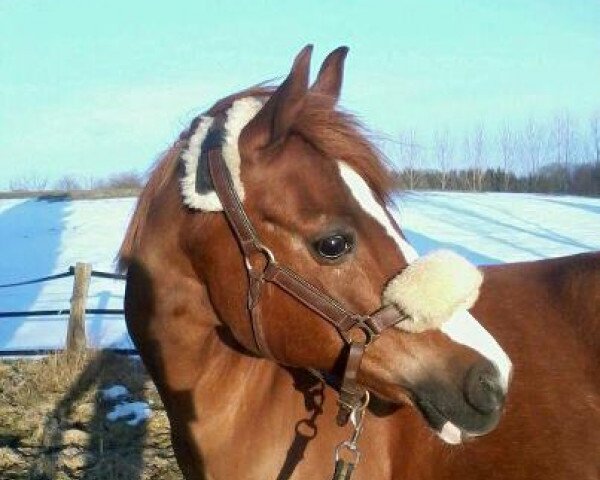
[294, 418, 318, 440]
[245, 244, 276, 312]
[356, 321, 379, 346]
[342, 318, 379, 346]
[256, 243, 275, 264]
[245, 243, 276, 275]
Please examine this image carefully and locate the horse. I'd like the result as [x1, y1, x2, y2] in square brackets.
[119, 46, 599, 479]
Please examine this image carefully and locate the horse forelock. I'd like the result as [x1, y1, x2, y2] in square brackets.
[291, 95, 394, 202]
[193, 86, 394, 207]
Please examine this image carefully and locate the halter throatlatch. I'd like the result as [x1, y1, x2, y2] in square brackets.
[206, 145, 408, 478]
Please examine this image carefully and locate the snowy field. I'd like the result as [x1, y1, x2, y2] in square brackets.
[1, 192, 599, 353]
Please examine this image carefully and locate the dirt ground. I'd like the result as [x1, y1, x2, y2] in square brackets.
[0, 351, 183, 480]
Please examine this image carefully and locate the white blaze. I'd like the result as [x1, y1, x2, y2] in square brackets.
[338, 161, 512, 389]
[337, 162, 418, 262]
[441, 310, 512, 390]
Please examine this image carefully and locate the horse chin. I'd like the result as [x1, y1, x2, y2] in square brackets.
[412, 392, 502, 445]
[363, 388, 477, 445]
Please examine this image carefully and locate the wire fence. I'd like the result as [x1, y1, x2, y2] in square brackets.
[0, 267, 126, 289]
[0, 264, 135, 357]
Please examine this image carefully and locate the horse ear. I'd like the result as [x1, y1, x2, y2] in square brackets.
[241, 45, 313, 153]
[310, 46, 349, 104]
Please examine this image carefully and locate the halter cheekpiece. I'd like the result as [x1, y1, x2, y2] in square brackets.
[198, 122, 411, 478]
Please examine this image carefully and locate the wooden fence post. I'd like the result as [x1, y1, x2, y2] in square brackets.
[67, 262, 91, 352]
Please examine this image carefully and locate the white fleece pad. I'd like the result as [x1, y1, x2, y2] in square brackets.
[179, 97, 263, 211]
[382, 250, 483, 333]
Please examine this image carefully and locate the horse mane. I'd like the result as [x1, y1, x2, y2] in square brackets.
[117, 87, 394, 271]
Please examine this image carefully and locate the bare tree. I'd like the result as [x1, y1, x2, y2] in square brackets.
[461, 134, 472, 190]
[433, 129, 452, 190]
[54, 175, 82, 191]
[498, 123, 516, 191]
[9, 173, 49, 192]
[462, 126, 485, 191]
[591, 111, 600, 165]
[473, 126, 486, 191]
[397, 129, 422, 190]
[103, 171, 144, 189]
[521, 118, 544, 190]
[550, 112, 576, 191]
[81, 175, 101, 190]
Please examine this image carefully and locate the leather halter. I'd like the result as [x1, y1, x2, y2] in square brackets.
[206, 145, 408, 425]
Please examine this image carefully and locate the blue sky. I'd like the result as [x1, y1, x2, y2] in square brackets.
[1, 0, 599, 188]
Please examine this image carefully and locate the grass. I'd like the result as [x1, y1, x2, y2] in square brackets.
[0, 350, 183, 480]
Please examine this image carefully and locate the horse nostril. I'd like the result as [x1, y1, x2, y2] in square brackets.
[464, 363, 505, 415]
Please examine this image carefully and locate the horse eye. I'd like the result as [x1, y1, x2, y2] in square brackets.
[314, 234, 353, 260]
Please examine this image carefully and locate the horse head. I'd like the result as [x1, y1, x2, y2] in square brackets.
[129, 45, 512, 445]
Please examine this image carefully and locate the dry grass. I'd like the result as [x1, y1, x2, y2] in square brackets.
[0, 351, 182, 480]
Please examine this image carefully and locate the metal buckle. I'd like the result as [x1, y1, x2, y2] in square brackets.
[245, 243, 275, 274]
[358, 320, 379, 346]
[256, 243, 275, 265]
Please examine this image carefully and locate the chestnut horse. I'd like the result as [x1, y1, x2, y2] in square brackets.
[119, 46, 599, 479]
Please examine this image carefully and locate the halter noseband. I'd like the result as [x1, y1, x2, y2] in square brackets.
[206, 145, 409, 427]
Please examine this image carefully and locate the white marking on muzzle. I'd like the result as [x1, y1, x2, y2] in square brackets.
[441, 310, 512, 390]
[338, 161, 512, 389]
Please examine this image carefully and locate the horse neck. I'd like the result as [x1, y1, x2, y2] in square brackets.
[136, 257, 426, 479]
[129, 167, 294, 413]
[186, 322, 336, 425]
[193, 326, 289, 406]
[146, 273, 317, 433]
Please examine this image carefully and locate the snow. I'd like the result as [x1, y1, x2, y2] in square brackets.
[1, 192, 599, 353]
[0, 197, 135, 352]
[101, 384, 150, 426]
[106, 400, 151, 426]
[394, 192, 600, 265]
[101, 384, 130, 401]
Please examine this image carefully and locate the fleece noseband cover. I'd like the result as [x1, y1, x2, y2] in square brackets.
[383, 250, 483, 333]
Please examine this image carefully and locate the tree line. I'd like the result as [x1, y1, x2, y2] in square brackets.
[5, 111, 600, 197]
[390, 110, 600, 196]
[7, 170, 144, 193]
